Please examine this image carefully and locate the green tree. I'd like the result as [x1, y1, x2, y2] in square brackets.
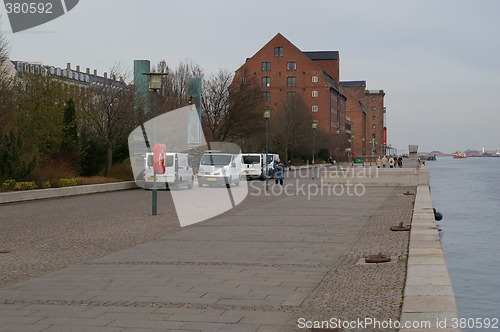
[14, 73, 68, 157]
[0, 26, 15, 134]
[61, 99, 79, 151]
[0, 130, 37, 180]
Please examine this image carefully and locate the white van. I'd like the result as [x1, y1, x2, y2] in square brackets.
[144, 152, 194, 190]
[198, 151, 242, 187]
[241, 153, 265, 180]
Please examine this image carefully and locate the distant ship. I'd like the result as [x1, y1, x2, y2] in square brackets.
[453, 151, 467, 159]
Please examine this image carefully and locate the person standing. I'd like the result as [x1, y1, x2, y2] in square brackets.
[397, 156, 403, 168]
[376, 156, 382, 168]
[273, 158, 286, 185]
[389, 156, 395, 168]
[381, 155, 388, 168]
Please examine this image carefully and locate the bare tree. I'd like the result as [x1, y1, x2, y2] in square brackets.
[80, 66, 135, 176]
[270, 94, 314, 161]
[203, 69, 264, 145]
[154, 60, 204, 115]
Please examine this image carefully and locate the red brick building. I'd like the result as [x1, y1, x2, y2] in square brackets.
[340, 81, 367, 158]
[234, 33, 347, 160]
[340, 81, 386, 157]
[365, 90, 386, 156]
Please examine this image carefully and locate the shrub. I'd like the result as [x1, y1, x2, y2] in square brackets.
[2, 179, 16, 191]
[108, 159, 133, 181]
[14, 181, 37, 191]
[59, 177, 84, 187]
[81, 176, 123, 185]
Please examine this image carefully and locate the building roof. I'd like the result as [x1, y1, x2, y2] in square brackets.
[340, 81, 366, 87]
[303, 51, 339, 60]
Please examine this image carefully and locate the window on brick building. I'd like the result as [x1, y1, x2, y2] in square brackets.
[312, 91, 318, 97]
[262, 77, 271, 87]
[312, 76, 318, 83]
[274, 47, 284, 57]
[287, 91, 296, 99]
[287, 61, 296, 71]
[372, 115, 376, 120]
[262, 62, 271, 71]
[372, 134, 376, 138]
[287, 77, 296, 87]
[312, 105, 318, 112]
[263, 91, 271, 101]
[372, 125, 376, 129]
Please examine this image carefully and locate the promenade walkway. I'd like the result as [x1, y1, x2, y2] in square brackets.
[0, 174, 415, 331]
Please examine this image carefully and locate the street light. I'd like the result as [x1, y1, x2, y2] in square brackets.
[143, 71, 168, 216]
[264, 109, 271, 191]
[311, 120, 318, 179]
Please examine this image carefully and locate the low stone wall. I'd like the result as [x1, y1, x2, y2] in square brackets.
[0, 181, 138, 204]
[400, 185, 461, 331]
[321, 166, 430, 187]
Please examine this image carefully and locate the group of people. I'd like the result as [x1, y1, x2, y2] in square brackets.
[376, 155, 403, 168]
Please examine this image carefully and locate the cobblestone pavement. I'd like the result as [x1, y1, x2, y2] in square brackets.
[298, 191, 415, 332]
[0, 173, 415, 331]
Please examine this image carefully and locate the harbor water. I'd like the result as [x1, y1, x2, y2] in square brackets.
[427, 156, 500, 331]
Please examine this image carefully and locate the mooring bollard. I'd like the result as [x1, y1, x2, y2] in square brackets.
[365, 252, 391, 263]
[390, 221, 411, 231]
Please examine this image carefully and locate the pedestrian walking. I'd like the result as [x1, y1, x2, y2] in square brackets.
[273, 158, 286, 185]
[376, 156, 382, 168]
[397, 156, 403, 168]
[389, 156, 395, 168]
[381, 155, 388, 168]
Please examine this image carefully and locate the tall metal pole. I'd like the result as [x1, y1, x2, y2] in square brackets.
[312, 127, 316, 179]
[312, 128, 316, 166]
[152, 89, 158, 216]
[265, 117, 269, 191]
[311, 120, 318, 179]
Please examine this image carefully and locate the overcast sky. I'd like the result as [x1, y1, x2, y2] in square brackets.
[2, 0, 499, 153]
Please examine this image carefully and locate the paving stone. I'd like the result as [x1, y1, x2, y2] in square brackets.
[0, 181, 423, 331]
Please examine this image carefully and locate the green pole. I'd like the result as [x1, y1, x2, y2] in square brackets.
[152, 89, 158, 216]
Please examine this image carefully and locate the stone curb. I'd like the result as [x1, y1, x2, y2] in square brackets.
[400, 185, 461, 331]
[0, 181, 138, 204]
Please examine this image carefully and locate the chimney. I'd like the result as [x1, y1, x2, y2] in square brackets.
[93, 69, 97, 76]
[76, 65, 80, 72]
[66, 63, 71, 70]
[104, 72, 107, 79]
[86, 68, 90, 74]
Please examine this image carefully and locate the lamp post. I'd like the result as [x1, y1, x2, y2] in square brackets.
[311, 120, 318, 179]
[351, 134, 355, 164]
[143, 72, 167, 216]
[264, 109, 271, 191]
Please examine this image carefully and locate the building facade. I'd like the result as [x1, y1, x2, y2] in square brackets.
[365, 90, 386, 156]
[234, 33, 348, 160]
[4, 59, 124, 89]
[340, 82, 386, 157]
